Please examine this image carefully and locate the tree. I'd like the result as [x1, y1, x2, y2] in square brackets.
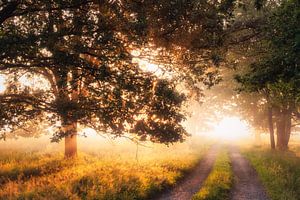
[0, 0, 235, 157]
[235, 0, 300, 150]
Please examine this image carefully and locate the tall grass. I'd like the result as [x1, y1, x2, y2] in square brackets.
[0, 138, 209, 200]
[243, 145, 300, 200]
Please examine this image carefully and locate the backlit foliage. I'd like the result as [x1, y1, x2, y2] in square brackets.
[0, 0, 235, 143]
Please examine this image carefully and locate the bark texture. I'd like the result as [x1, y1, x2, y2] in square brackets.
[267, 107, 275, 149]
[64, 122, 78, 158]
[275, 109, 291, 151]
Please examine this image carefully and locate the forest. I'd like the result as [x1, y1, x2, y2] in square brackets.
[0, 0, 299, 199]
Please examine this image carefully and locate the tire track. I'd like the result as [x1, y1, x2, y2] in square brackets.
[154, 144, 219, 200]
[229, 146, 269, 200]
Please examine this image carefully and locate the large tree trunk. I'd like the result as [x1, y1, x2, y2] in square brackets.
[283, 111, 291, 147]
[276, 109, 292, 151]
[267, 107, 275, 149]
[64, 69, 80, 158]
[54, 67, 80, 158]
[276, 116, 285, 150]
[64, 121, 78, 158]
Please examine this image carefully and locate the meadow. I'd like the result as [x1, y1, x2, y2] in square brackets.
[0, 136, 210, 200]
[242, 142, 300, 200]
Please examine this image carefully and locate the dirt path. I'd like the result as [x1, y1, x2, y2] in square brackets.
[229, 146, 269, 200]
[154, 144, 219, 200]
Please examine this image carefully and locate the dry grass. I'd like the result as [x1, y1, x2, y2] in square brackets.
[0, 137, 209, 200]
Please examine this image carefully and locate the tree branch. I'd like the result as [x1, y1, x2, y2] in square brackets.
[0, 1, 19, 25]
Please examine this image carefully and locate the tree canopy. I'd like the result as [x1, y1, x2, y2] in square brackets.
[0, 0, 238, 156]
[1, 0, 299, 155]
[235, 0, 300, 150]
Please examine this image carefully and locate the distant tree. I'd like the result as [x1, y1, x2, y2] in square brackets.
[0, 0, 235, 157]
[236, 0, 300, 150]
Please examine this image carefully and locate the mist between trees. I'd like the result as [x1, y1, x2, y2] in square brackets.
[0, 0, 299, 157]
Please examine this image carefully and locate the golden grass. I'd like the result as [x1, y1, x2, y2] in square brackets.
[0, 138, 209, 200]
[192, 147, 233, 200]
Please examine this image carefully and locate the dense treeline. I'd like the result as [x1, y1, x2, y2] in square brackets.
[236, 0, 300, 150]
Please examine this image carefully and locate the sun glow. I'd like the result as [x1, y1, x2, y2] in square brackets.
[132, 56, 164, 76]
[210, 117, 252, 141]
[0, 75, 5, 93]
[80, 127, 98, 137]
[19, 74, 51, 91]
[0, 73, 51, 93]
[131, 49, 172, 78]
